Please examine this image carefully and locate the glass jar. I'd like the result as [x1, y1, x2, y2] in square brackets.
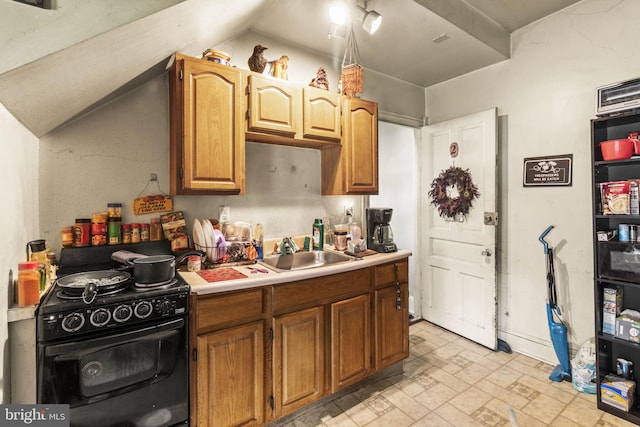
[18, 261, 40, 306]
[74, 218, 91, 247]
[61, 226, 74, 248]
[131, 223, 141, 243]
[150, 218, 163, 241]
[140, 223, 150, 242]
[121, 224, 132, 244]
[107, 203, 122, 219]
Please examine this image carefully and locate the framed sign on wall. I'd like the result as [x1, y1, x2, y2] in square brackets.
[523, 154, 573, 187]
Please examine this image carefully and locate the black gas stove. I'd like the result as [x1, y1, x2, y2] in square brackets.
[36, 240, 190, 427]
[37, 240, 190, 342]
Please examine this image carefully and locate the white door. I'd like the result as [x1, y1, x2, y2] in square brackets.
[419, 108, 497, 349]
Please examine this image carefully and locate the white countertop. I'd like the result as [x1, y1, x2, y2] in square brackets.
[180, 250, 412, 295]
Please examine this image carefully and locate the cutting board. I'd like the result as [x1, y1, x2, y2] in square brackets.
[196, 268, 247, 282]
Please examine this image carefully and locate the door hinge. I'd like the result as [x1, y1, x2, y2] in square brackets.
[269, 327, 274, 342]
[246, 109, 250, 120]
[179, 69, 183, 81]
[269, 395, 274, 410]
[179, 167, 184, 180]
[192, 348, 197, 361]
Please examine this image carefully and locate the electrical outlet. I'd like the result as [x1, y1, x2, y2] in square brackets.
[344, 202, 354, 217]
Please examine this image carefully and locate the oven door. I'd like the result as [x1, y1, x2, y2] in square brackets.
[38, 317, 188, 427]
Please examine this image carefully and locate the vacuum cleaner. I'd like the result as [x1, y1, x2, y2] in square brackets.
[538, 225, 572, 382]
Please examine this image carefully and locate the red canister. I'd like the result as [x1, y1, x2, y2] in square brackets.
[91, 212, 108, 246]
[74, 218, 91, 247]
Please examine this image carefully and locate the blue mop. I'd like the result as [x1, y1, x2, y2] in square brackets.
[539, 226, 571, 382]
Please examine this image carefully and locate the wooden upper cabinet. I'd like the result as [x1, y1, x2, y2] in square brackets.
[248, 75, 298, 137]
[303, 87, 341, 141]
[169, 54, 245, 195]
[321, 97, 378, 195]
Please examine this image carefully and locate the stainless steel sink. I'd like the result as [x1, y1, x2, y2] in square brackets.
[259, 250, 353, 272]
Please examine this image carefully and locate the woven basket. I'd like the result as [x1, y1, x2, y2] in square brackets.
[341, 64, 363, 97]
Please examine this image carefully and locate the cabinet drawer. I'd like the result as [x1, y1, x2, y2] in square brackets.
[375, 258, 408, 289]
[196, 288, 264, 332]
[272, 269, 371, 314]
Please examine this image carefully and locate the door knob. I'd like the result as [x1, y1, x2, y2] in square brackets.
[481, 249, 492, 257]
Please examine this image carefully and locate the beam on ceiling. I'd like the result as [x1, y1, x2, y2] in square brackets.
[412, 0, 510, 58]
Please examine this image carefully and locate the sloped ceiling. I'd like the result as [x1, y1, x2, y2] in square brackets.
[0, 0, 579, 137]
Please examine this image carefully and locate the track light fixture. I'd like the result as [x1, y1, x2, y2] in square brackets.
[328, 0, 383, 38]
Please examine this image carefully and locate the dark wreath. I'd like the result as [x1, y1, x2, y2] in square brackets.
[428, 166, 480, 219]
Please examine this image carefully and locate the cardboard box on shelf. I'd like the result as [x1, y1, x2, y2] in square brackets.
[601, 375, 636, 412]
[604, 287, 623, 335]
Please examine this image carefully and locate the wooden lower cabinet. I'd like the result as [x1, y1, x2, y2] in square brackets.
[273, 306, 324, 418]
[191, 257, 409, 426]
[196, 322, 265, 427]
[375, 283, 409, 369]
[331, 294, 371, 392]
[374, 259, 410, 369]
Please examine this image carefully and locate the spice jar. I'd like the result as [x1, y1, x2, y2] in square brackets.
[61, 226, 74, 248]
[187, 255, 202, 272]
[74, 218, 91, 247]
[121, 224, 132, 244]
[141, 223, 150, 242]
[91, 212, 108, 246]
[108, 218, 122, 245]
[131, 223, 141, 243]
[17, 261, 40, 306]
[107, 203, 122, 219]
[150, 218, 163, 241]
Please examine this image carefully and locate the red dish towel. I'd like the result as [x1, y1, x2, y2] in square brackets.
[196, 268, 247, 282]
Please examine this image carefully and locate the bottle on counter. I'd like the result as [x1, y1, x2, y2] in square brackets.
[312, 218, 324, 251]
[91, 212, 108, 246]
[61, 226, 74, 248]
[141, 223, 150, 242]
[17, 261, 40, 307]
[107, 203, 122, 219]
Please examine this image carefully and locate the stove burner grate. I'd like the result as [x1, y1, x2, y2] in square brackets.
[134, 278, 179, 289]
[55, 286, 127, 301]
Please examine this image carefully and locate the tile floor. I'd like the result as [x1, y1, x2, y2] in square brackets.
[270, 320, 636, 427]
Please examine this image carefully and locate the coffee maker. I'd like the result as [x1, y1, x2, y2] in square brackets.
[366, 208, 397, 253]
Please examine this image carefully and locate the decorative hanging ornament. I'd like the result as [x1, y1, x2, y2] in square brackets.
[340, 25, 363, 97]
[428, 166, 480, 219]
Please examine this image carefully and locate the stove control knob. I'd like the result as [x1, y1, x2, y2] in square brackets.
[135, 301, 153, 319]
[113, 305, 133, 323]
[159, 300, 172, 314]
[90, 308, 111, 327]
[62, 312, 85, 333]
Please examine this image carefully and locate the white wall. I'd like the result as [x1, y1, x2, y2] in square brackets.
[371, 122, 419, 312]
[427, 0, 638, 363]
[0, 103, 39, 401]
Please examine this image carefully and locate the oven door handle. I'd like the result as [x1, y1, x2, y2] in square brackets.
[45, 317, 185, 358]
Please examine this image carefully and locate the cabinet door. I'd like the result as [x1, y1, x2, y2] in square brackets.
[331, 294, 371, 391]
[248, 75, 299, 136]
[303, 87, 341, 141]
[321, 98, 378, 195]
[375, 282, 409, 369]
[273, 307, 325, 418]
[169, 55, 245, 194]
[196, 322, 264, 427]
